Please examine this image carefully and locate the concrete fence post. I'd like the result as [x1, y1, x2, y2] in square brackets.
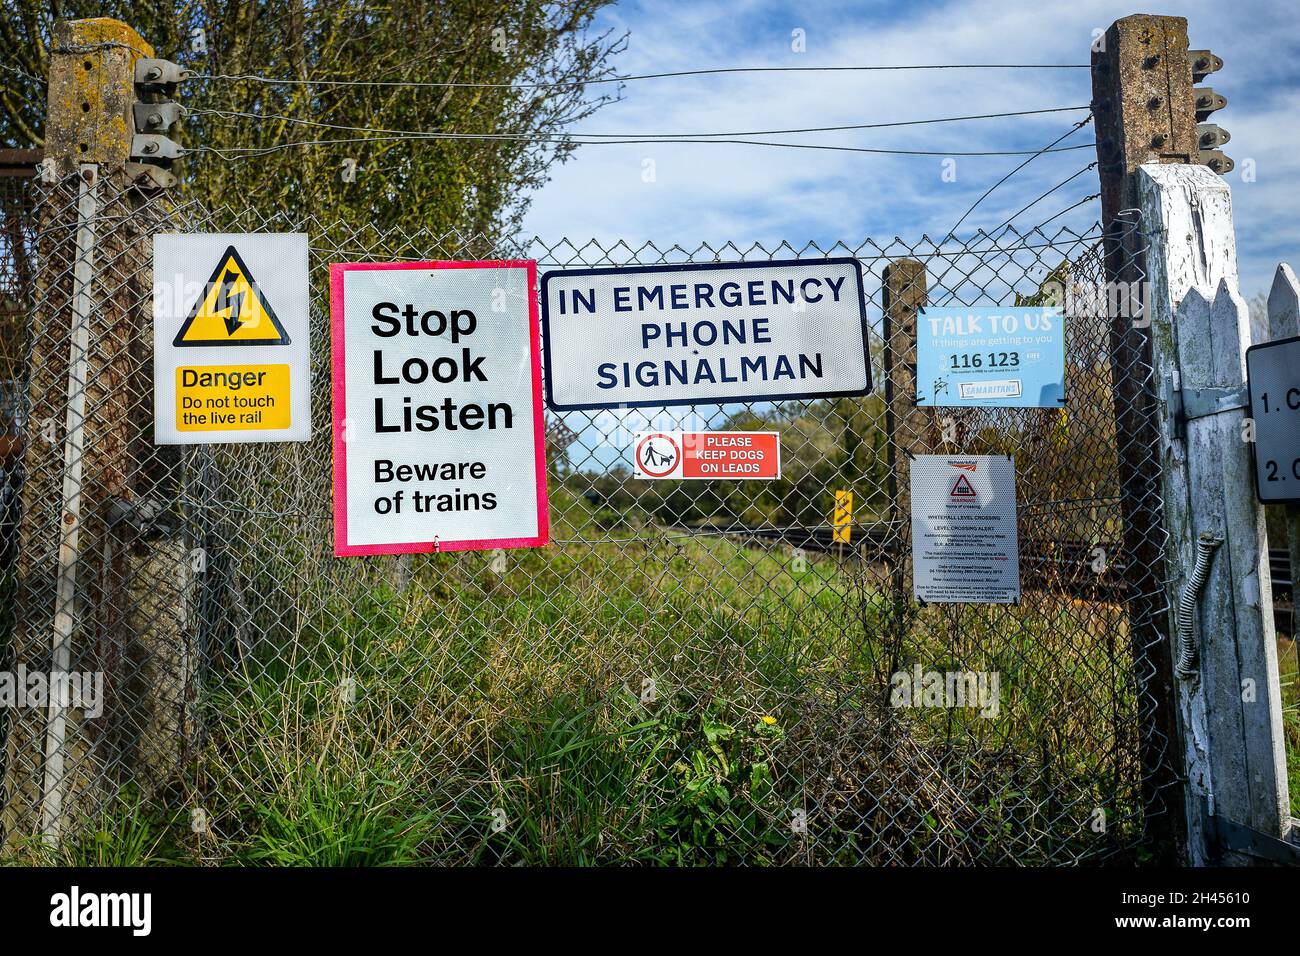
[2, 18, 191, 847]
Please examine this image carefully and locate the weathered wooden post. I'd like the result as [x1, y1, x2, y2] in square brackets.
[882, 258, 931, 512]
[881, 259, 930, 679]
[1138, 162, 1290, 863]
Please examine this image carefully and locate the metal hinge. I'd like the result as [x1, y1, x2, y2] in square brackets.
[1182, 384, 1249, 420]
[1164, 376, 1249, 440]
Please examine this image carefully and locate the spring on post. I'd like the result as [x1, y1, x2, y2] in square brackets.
[1175, 532, 1223, 680]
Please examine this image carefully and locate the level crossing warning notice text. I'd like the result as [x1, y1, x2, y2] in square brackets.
[910, 455, 1021, 604]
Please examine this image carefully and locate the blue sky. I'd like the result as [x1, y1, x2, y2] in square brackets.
[523, 0, 1300, 299]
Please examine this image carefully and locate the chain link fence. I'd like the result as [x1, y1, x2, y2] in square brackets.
[0, 170, 1176, 865]
[0, 151, 39, 737]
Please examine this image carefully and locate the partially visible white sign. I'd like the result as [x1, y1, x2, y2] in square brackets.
[910, 455, 1020, 604]
[1246, 335, 1300, 504]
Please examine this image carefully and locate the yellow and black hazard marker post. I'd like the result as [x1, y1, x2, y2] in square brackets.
[832, 490, 852, 545]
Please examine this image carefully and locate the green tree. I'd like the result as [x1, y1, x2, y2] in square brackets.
[0, 0, 624, 242]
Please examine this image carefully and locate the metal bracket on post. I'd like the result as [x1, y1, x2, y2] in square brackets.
[131, 134, 184, 161]
[132, 101, 186, 134]
[1164, 375, 1249, 440]
[134, 58, 192, 87]
[105, 496, 177, 539]
[1189, 50, 1224, 82]
[1203, 799, 1300, 865]
[125, 162, 178, 190]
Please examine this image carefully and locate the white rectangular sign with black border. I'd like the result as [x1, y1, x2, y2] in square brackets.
[540, 258, 870, 410]
[153, 233, 310, 444]
[910, 455, 1020, 604]
[330, 260, 548, 556]
[1246, 334, 1300, 503]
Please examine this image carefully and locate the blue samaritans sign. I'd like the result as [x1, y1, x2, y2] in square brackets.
[915, 306, 1065, 408]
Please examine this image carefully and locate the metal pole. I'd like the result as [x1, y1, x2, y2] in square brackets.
[40, 163, 98, 842]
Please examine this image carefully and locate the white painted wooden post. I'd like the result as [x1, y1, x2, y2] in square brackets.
[1267, 264, 1300, 623]
[1138, 163, 1290, 862]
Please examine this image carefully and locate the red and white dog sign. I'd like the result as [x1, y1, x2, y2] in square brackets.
[633, 431, 780, 480]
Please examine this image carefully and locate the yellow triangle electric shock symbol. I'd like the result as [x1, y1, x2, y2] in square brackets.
[173, 245, 291, 347]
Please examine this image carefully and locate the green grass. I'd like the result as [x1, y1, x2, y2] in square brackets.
[5, 485, 1154, 866]
[5, 793, 188, 867]
[1278, 631, 1300, 815]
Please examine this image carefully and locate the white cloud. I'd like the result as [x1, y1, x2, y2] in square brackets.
[524, 0, 1300, 296]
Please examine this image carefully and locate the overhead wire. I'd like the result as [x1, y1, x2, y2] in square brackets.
[183, 61, 1105, 248]
[190, 132, 1097, 161]
[191, 104, 1093, 141]
[195, 62, 1092, 91]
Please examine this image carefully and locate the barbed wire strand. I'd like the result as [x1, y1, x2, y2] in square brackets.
[935, 180, 1103, 306]
[1017, 192, 1102, 236]
[985, 162, 1098, 235]
[932, 115, 1094, 251]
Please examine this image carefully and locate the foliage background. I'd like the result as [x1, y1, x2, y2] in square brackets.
[0, 0, 625, 242]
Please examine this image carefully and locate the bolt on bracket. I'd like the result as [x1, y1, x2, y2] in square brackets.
[133, 101, 187, 133]
[134, 58, 192, 87]
[131, 134, 184, 161]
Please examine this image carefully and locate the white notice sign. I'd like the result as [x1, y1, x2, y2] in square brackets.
[330, 261, 548, 556]
[910, 455, 1020, 604]
[540, 258, 870, 410]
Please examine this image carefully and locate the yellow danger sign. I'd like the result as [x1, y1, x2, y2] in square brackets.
[176, 364, 291, 432]
[173, 245, 291, 347]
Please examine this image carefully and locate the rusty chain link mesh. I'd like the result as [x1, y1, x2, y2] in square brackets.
[0, 170, 1176, 865]
[1, 156, 38, 829]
